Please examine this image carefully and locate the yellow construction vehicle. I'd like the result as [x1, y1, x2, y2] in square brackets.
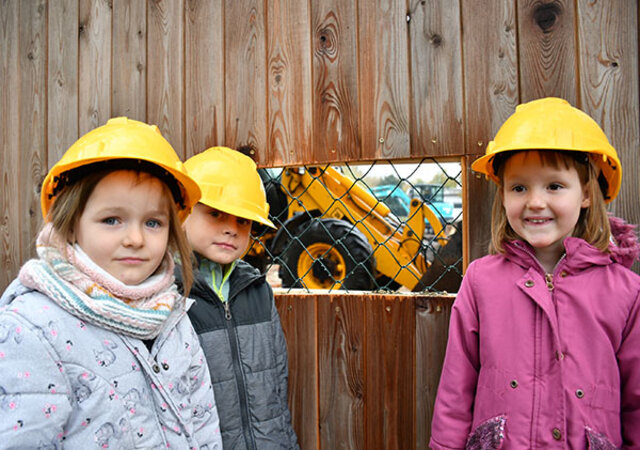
[245, 165, 461, 292]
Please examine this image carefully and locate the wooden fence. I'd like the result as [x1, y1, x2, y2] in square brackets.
[275, 293, 453, 449]
[1, 1, 639, 447]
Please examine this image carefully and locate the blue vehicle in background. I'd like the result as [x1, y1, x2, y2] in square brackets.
[372, 184, 455, 225]
[370, 185, 411, 218]
[407, 184, 455, 223]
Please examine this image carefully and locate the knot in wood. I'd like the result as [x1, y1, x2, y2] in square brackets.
[533, 2, 561, 33]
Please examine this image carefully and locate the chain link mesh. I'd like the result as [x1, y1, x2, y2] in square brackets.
[243, 158, 463, 293]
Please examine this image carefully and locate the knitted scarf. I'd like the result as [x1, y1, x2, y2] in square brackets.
[18, 224, 182, 340]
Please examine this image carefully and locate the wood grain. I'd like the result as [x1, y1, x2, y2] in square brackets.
[318, 294, 365, 448]
[112, 0, 146, 121]
[312, 0, 360, 162]
[18, 0, 47, 262]
[0, 0, 20, 289]
[275, 293, 318, 450]
[267, 0, 313, 166]
[225, 0, 267, 159]
[365, 295, 415, 448]
[358, 0, 410, 160]
[79, 0, 112, 135]
[415, 296, 453, 448]
[409, 0, 464, 157]
[148, 0, 184, 157]
[185, 0, 225, 158]
[47, 0, 79, 165]
[517, 0, 577, 103]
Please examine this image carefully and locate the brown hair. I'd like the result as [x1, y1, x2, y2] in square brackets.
[489, 150, 611, 255]
[47, 168, 194, 295]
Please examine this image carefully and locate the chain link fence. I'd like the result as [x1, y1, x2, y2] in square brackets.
[243, 159, 463, 293]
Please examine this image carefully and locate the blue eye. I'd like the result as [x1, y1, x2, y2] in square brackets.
[102, 217, 119, 225]
[146, 219, 162, 228]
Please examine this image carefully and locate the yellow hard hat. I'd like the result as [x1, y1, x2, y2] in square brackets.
[184, 147, 276, 228]
[41, 117, 201, 221]
[471, 97, 621, 202]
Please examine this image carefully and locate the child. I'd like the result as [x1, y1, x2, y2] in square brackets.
[430, 98, 640, 448]
[0, 118, 222, 449]
[180, 147, 299, 449]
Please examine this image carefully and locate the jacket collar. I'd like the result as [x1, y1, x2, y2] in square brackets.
[504, 237, 612, 275]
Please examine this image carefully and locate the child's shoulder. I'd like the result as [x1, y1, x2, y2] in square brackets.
[1, 279, 64, 320]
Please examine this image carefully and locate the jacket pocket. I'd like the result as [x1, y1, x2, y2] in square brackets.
[585, 426, 619, 450]
[465, 415, 506, 450]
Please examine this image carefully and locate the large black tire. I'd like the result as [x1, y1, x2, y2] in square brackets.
[278, 218, 375, 290]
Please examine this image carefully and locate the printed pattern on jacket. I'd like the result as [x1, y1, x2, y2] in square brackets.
[0, 279, 222, 449]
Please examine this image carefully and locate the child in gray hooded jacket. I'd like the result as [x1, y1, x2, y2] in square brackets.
[0, 118, 222, 449]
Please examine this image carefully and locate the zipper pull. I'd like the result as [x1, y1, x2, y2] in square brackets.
[545, 273, 554, 291]
[223, 301, 232, 321]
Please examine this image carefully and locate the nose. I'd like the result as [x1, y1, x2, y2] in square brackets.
[223, 216, 239, 236]
[526, 188, 546, 209]
[123, 224, 144, 247]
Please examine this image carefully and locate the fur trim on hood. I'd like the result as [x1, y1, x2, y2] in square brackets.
[609, 215, 640, 268]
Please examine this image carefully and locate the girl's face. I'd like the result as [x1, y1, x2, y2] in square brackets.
[502, 151, 590, 268]
[74, 170, 170, 285]
[183, 203, 252, 266]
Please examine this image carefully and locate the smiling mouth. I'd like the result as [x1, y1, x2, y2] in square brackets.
[525, 218, 551, 224]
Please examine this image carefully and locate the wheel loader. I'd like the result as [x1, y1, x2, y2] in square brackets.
[244, 165, 462, 292]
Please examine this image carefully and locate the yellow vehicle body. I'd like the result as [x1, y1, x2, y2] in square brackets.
[249, 165, 449, 291]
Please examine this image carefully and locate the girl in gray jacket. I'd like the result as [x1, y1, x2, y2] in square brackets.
[0, 118, 222, 449]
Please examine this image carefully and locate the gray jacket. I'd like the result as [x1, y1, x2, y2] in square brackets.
[181, 259, 299, 449]
[0, 279, 222, 449]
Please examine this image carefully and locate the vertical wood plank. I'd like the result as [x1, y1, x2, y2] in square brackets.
[415, 297, 453, 448]
[318, 294, 365, 449]
[462, 0, 518, 147]
[112, 0, 146, 120]
[185, 0, 224, 158]
[266, 0, 313, 166]
[275, 293, 319, 450]
[148, 0, 184, 157]
[312, 0, 360, 162]
[48, 0, 79, 166]
[462, 0, 518, 263]
[409, 0, 464, 157]
[224, 0, 267, 157]
[358, 0, 410, 160]
[517, 0, 577, 103]
[0, 0, 20, 290]
[79, 0, 112, 135]
[18, 0, 47, 262]
[577, 1, 640, 245]
[365, 295, 415, 448]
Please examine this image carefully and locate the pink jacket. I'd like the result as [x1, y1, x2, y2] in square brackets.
[430, 217, 640, 449]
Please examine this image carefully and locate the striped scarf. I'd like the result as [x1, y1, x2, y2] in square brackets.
[18, 224, 182, 340]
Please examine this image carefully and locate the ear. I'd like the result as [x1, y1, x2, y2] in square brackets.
[581, 184, 591, 208]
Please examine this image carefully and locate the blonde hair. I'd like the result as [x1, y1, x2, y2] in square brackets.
[47, 168, 194, 295]
[489, 150, 611, 255]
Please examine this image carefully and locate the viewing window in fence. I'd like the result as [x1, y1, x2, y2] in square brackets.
[243, 159, 463, 293]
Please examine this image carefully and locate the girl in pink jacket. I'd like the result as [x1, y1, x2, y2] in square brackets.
[430, 98, 640, 449]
